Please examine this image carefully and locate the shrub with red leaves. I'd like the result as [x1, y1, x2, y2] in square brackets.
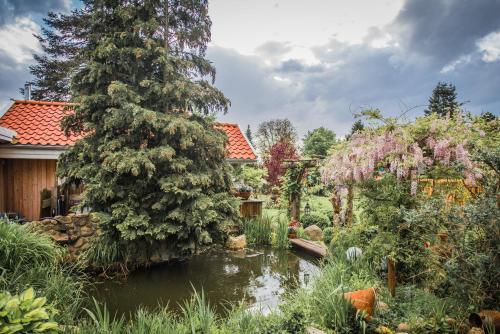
[264, 141, 298, 188]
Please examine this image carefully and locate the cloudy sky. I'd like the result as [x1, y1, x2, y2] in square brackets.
[1, 0, 499, 137]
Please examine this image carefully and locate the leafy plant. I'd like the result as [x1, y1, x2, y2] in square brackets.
[0, 287, 59, 333]
[243, 216, 272, 246]
[272, 214, 290, 249]
[233, 182, 254, 193]
[323, 227, 335, 245]
[436, 176, 500, 308]
[233, 165, 267, 194]
[0, 222, 85, 324]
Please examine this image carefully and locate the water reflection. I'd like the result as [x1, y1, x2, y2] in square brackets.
[92, 246, 320, 316]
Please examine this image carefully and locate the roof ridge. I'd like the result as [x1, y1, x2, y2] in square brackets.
[14, 100, 76, 106]
[214, 122, 238, 126]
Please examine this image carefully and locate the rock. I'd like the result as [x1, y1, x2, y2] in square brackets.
[150, 252, 162, 263]
[80, 225, 94, 237]
[468, 328, 484, 334]
[226, 235, 246, 250]
[306, 326, 326, 334]
[51, 232, 69, 243]
[80, 241, 91, 251]
[304, 225, 323, 241]
[397, 323, 410, 332]
[73, 237, 85, 248]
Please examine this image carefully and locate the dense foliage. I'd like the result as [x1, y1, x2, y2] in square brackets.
[434, 152, 500, 308]
[256, 118, 297, 157]
[27, 8, 90, 100]
[424, 82, 461, 117]
[300, 212, 331, 229]
[233, 164, 267, 194]
[0, 222, 84, 324]
[57, 0, 240, 258]
[263, 141, 298, 188]
[302, 127, 336, 157]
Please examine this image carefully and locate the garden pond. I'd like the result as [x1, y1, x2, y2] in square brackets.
[91, 246, 320, 317]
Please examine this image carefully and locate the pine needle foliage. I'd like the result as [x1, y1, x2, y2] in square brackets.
[57, 0, 239, 258]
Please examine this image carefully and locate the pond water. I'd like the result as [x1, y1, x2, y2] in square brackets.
[91, 246, 320, 316]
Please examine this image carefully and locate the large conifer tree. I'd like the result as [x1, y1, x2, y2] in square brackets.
[58, 0, 239, 257]
[424, 82, 461, 117]
[28, 9, 90, 100]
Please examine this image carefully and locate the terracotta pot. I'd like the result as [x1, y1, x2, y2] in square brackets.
[343, 288, 376, 320]
[235, 191, 251, 200]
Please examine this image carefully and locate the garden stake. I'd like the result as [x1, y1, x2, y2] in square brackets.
[387, 257, 396, 297]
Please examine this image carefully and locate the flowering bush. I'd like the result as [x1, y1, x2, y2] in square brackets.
[321, 112, 483, 191]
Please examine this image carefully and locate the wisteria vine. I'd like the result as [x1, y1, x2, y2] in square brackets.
[321, 114, 483, 194]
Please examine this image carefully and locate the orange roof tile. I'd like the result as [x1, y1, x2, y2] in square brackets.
[214, 123, 257, 161]
[0, 100, 79, 146]
[0, 100, 256, 161]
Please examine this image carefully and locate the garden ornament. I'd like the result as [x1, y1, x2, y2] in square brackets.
[346, 247, 363, 261]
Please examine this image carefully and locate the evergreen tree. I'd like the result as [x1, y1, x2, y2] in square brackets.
[245, 124, 254, 146]
[425, 82, 461, 117]
[27, 9, 90, 101]
[302, 127, 336, 157]
[345, 120, 364, 140]
[58, 0, 239, 258]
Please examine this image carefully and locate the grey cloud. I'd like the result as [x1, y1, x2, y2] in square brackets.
[0, 0, 69, 25]
[0, 50, 30, 111]
[275, 59, 325, 73]
[392, 0, 500, 66]
[208, 35, 500, 140]
[255, 40, 292, 58]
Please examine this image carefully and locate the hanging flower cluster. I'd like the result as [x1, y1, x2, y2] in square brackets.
[321, 114, 482, 189]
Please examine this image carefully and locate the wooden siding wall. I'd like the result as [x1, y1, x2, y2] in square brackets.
[1, 159, 57, 221]
[0, 160, 5, 212]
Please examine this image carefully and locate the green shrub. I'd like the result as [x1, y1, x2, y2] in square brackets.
[0, 222, 62, 270]
[0, 287, 59, 333]
[435, 177, 500, 309]
[300, 212, 330, 229]
[0, 222, 85, 324]
[323, 227, 334, 245]
[373, 285, 465, 333]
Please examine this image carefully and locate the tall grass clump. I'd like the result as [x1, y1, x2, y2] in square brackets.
[280, 249, 378, 333]
[0, 220, 85, 324]
[81, 229, 124, 268]
[272, 214, 289, 249]
[243, 215, 272, 245]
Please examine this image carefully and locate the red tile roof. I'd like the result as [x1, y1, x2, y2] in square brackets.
[214, 123, 257, 161]
[0, 100, 256, 161]
[0, 100, 79, 146]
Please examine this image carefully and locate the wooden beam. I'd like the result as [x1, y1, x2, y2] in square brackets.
[290, 238, 327, 258]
